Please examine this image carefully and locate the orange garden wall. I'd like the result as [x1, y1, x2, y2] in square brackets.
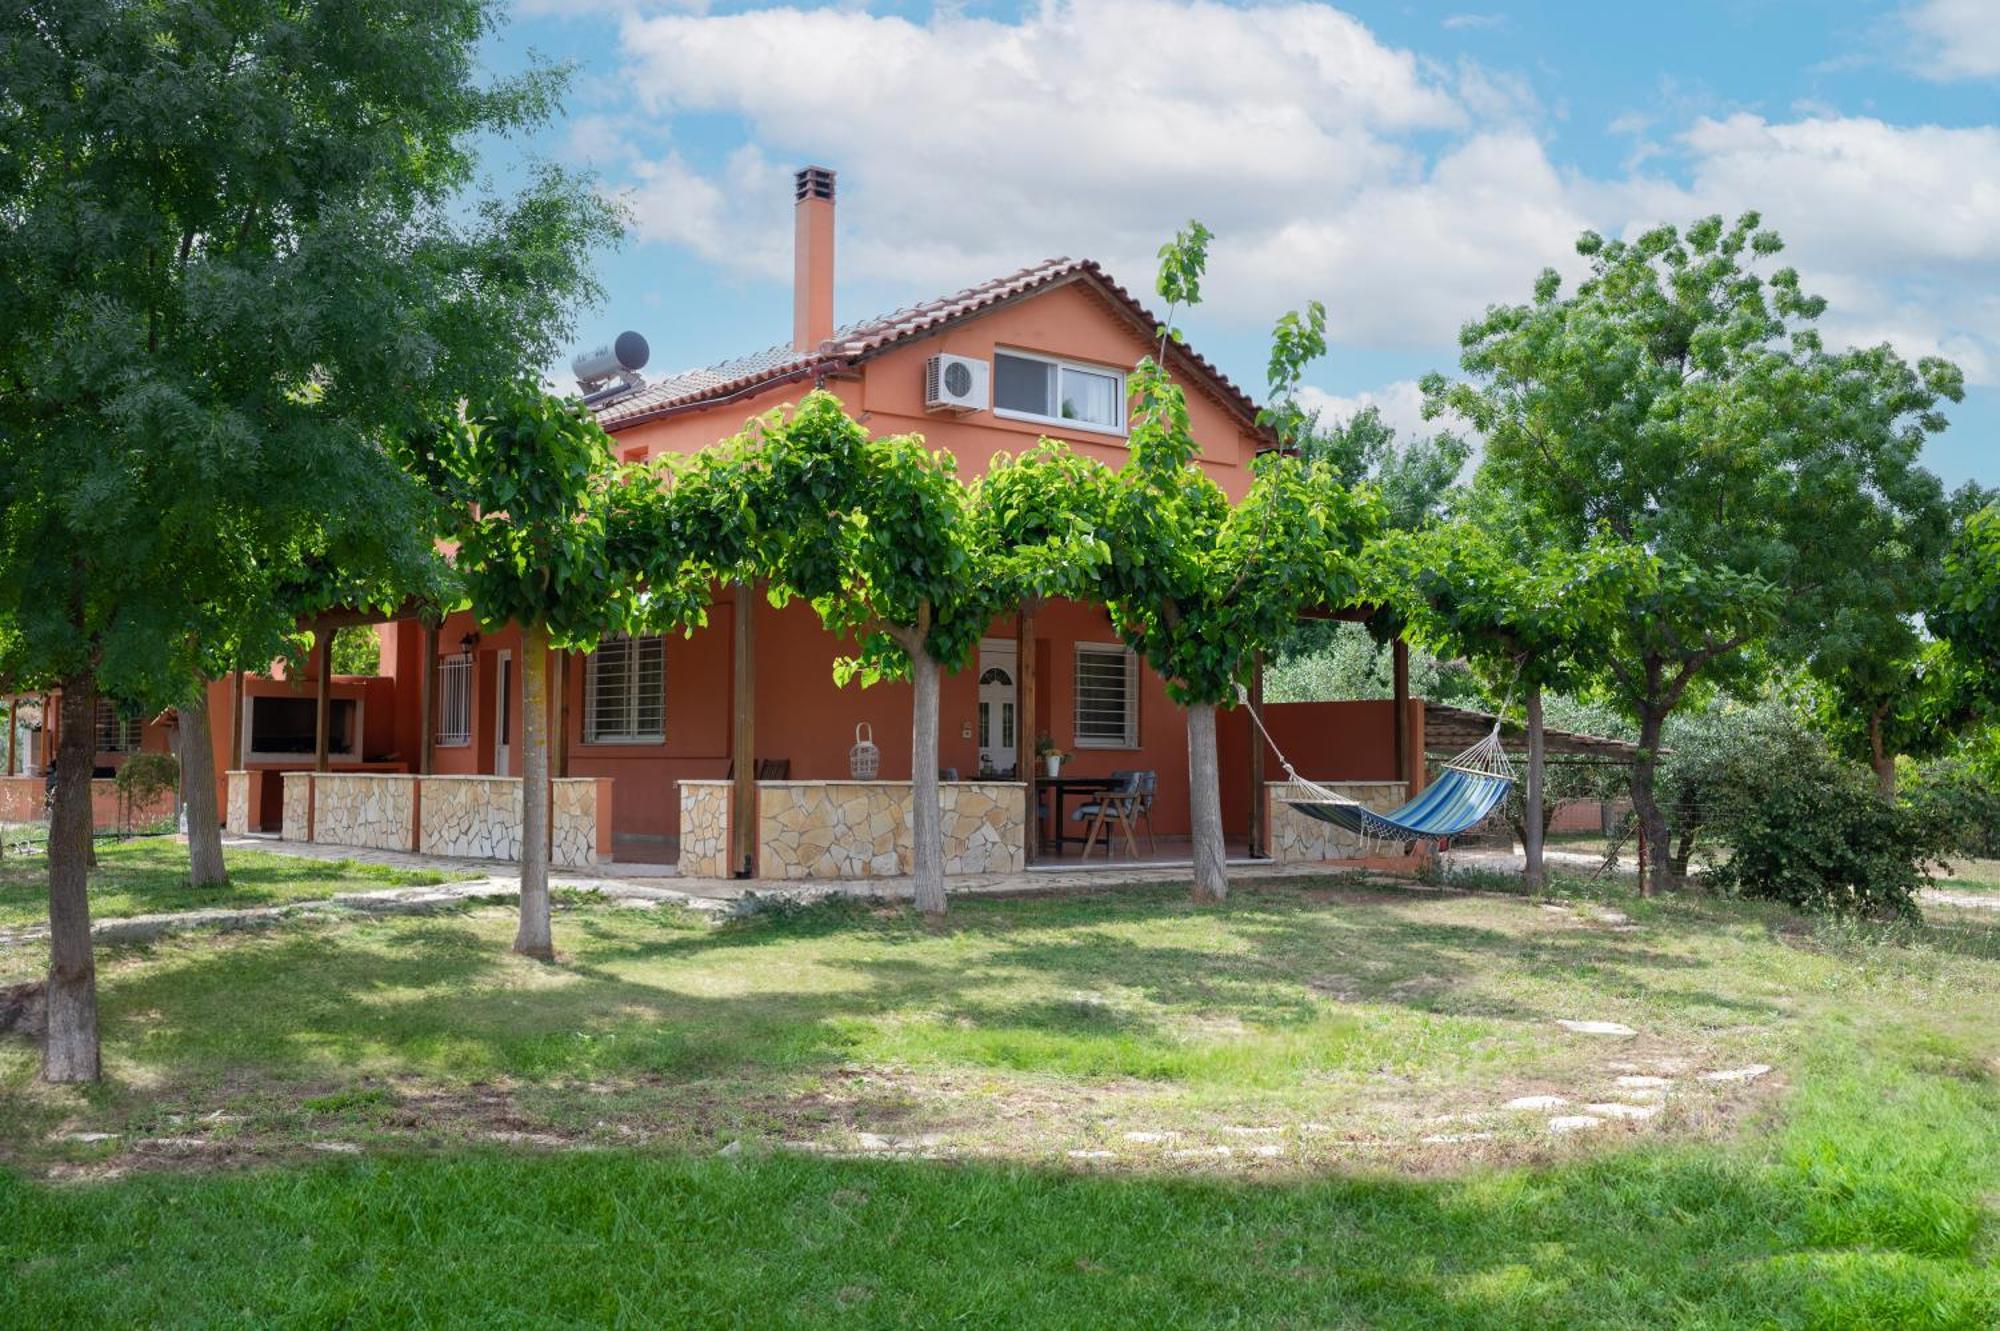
[0, 776, 175, 829]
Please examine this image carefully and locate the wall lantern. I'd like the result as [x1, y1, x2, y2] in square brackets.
[458, 631, 481, 665]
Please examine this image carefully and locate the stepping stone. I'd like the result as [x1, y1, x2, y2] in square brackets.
[1066, 1149, 1117, 1160]
[1421, 1132, 1495, 1144]
[1547, 1115, 1603, 1134]
[717, 1140, 743, 1157]
[309, 1141, 362, 1154]
[1169, 1146, 1233, 1159]
[1248, 1144, 1284, 1158]
[1699, 1064, 1772, 1083]
[1614, 1074, 1671, 1089]
[52, 1131, 119, 1144]
[1557, 1020, 1637, 1036]
[1502, 1094, 1569, 1111]
[1583, 1102, 1659, 1120]
[1123, 1131, 1175, 1144]
[1593, 910, 1632, 925]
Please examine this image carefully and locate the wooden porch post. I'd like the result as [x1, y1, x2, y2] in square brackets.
[417, 621, 437, 776]
[550, 650, 569, 780]
[1392, 636, 1411, 789]
[4, 697, 14, 776]
[228, 670, 245, 769]
[313, 629, 332, 774]
[730, 582, 756, 879]
[1248, 653, 1266, 858]
[1017, 600, 1038, 865]
[42, 691, 54, 774]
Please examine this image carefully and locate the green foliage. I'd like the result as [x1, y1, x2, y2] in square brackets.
[681, 392, 999, 680]
[0, 0, 619, 709]
[112, 752, 178, 811]
[1369, 496, 1648, 703]
[1934, 503, 2000, 711]
[1656, 699, 1831, 875]
[329, 627, 381, 678]
[412, 385, 680, 649]
[1096, 228, 1379, 707]
[1709, 770, 1949, 920]
[1908, 754, 2000, 859]
[1266, 621, 1482, 706]
[1298, 405, 1471, 532]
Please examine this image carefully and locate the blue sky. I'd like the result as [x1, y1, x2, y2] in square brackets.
[488, 0, 1998, 486]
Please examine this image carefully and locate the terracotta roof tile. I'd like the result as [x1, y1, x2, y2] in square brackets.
[593, 257, 1266, 434]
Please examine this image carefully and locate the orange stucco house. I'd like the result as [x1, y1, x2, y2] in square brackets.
[1, 167, 1424, 879]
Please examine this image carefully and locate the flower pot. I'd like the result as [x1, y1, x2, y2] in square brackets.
[1045, 756, 1063, 779]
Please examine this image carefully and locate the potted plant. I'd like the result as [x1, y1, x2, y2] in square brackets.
[1035, 734, 1068, 779]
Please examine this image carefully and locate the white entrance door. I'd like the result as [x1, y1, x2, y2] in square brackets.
[494, 650, 513, 777]
[977, 640, 1018, 777]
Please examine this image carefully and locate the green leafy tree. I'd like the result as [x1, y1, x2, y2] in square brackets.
[1935, 503, 2000, 715]
[678, 393, 997, 917]
[1427, 213, 1960, 895]
[1300, 405, 1471, 532]
[410, 387, 687, 958]
[0, 0, 618, 1078]
[1370, 496, 1646, 888]
[1096, 225, 1379, 902]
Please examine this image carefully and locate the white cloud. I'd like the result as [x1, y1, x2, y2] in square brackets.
[1903, 0, 2000, 80]
[1299, 381, 1430, 439]
[1442, 13, 1506, 31]
[586, 0, 2000, 392]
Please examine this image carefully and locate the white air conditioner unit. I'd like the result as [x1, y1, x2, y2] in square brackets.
[924, 354, 989, 413]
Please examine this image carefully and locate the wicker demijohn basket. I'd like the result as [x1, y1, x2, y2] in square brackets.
[849, 723, 880, 779]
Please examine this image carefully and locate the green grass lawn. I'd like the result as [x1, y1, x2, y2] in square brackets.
[0, 838, 459, 931]
[1941, 857, 2000, 892]
[2, 878, 1996, 1327]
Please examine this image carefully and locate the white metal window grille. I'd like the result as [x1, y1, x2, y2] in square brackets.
[1073, 644, 1139, 748]
[585, 635, 666, 743]
[436, 657, 472, 747]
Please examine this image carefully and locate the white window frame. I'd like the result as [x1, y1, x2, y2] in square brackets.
[991, 347, 1128, 437]
[436, 656, 472, 748]
[583, 634, 666, 746]
[1073, 642, 1140, 749]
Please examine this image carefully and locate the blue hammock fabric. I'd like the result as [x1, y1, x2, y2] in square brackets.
[1288, 765, 1512, 843]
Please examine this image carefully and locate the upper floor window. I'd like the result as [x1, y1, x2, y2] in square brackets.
[993, 350, 1125, 434]
[585, 635, 665, 744]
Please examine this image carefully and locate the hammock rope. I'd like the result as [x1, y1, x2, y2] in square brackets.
[1236, 672, 1518, 848]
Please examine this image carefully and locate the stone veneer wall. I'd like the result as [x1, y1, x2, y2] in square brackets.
[310, 773, 416, 853]
[225, 772, 250, 835]
[678, 780, 731, 878]
[1268, 780, 1408, 863]
[757, 781, 1025, 880]
[281, 772, 311, 842]
[415, 775, 601, 868]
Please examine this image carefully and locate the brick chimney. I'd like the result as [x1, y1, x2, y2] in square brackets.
[793, 166, 836, 352]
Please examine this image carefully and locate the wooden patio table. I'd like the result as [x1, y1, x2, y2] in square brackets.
[1039, 775, 1116, 856]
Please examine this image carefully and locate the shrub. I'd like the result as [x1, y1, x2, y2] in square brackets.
[1908, 755, 2000, 859]
[1708, 773, 1950, 920]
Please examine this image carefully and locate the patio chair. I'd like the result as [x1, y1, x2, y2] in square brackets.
[1072, 770, 1144, 859]
[1129, 770, 1158, 853]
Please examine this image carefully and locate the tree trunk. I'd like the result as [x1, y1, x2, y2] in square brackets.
[1187, 701, 1227, 904]
[1523, 683, 1546, 893]
[1629, 704, 1671, 897]
[909, 649, 946, 918]
[43, 675, 101, 1083]
[513, 624, 554, 960]
[1868, 705, 1897, 801]
[176, 686, 227, 887]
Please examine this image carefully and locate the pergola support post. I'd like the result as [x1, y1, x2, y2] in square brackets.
[1018, 600, 1038, 866]
[1248, 653, 1266, 858]
[730, 582, 756, 879]
[1392, 637, 1412, 790]
[417, 622, 437, 776]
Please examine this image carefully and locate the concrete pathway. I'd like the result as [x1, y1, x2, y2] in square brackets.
[0, 835, 1399, 950]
